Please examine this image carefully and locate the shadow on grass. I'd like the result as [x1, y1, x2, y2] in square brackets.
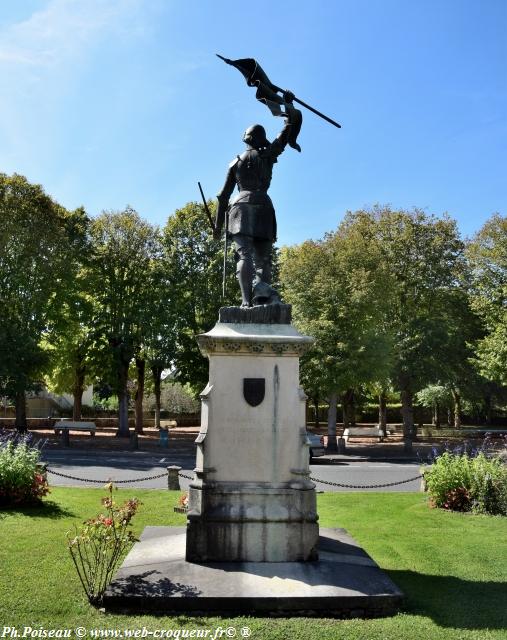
[0, 500, 75, 519]
[391, 569, 507, 630]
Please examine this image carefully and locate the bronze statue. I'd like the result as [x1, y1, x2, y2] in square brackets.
[213, 94, 301, 307]
[214, 56, 340, 308]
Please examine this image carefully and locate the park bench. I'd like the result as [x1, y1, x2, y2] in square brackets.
[54, 421, 96, 445]
[343, 426, 386, 443]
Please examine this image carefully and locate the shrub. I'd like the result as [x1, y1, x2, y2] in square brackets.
[0, 431, 49, 505]
[67, 483, 141, 605]
[424, 449, 507, 515]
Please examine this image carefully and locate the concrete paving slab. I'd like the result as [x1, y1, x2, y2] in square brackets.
[104, 527, 403, 617]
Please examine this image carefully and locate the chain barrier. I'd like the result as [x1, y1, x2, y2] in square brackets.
[177, 469, 423, 489]
[45, 467, 422, 489]
[46, 467, 168, 484]
[309, 473, 423, 489]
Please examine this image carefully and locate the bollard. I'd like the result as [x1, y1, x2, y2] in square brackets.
[130, 431, 139, 450]
[337, 437, 346, 454]
[62, 429, 70, 448]
[167, 465, 182, 490]
[159, 428, 169, 448]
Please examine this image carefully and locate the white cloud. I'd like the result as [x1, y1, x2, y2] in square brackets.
[0, 0, 154, 175]
[0, 0, 144, 69]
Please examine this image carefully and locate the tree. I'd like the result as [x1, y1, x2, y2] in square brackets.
[132, 247, 178, 433]
[467, 214, 507, 386]
[415, 384, 452, 427]
[280, 214, 394, 452]
[144, 302, 178, 431]
[45, 302, 96, 421]
[0, 173, 87, 430]
[44, 225, 98, 421]
[367, 207, 467, 450]
[144, 379, 200, 415]
[163, 201, 237, 394]
[88, 208, 161, 437]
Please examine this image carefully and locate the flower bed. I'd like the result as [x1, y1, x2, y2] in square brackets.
[423, 436, 507, 515]
[0, 430, 49, 505]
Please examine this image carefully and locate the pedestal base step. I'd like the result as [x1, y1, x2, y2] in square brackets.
[103, 527, 403, 617]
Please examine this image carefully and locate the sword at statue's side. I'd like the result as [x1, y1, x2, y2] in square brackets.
[197, 181, 228, 299]
[198, 181, 215, 232]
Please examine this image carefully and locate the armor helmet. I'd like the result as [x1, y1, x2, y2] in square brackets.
[243, 124, 270, 149]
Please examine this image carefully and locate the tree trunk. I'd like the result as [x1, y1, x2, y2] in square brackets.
[400, 384, 414, 453]
[348, 389, 356, 426]
[151, 365, 163, 430]
[135, 357, 145, 434]
[342, 388, 355, 428]
[433, 402, 440, 428]
[117, 362, 130, 437]
[452, 389, 462, 429]
[327, 390, 338, 453]
[72, 366, 85, 422]
[15, 390, 27, 432]
[314, 396, 320, 428]
[378, 390, 387, 434]
[484, 393, 492, 425]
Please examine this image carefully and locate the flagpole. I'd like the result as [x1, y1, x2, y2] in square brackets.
[287, 96, 341, 129]
[216, 54, 341, 129]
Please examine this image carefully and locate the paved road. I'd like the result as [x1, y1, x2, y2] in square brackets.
[41, 445, 423, 492]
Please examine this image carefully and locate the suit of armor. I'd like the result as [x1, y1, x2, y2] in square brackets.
[215, 119, 296, 307]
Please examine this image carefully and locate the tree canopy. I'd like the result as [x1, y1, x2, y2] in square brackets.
[467, 214, 507, 385]
[87, 207, 163, 436]
[1, 172, 505, 435]
[0, 173, 88, 428]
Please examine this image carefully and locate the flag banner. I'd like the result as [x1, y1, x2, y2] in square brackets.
[218, 56, 302, 150]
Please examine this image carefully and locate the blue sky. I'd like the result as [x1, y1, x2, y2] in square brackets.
[0, 0, 505, 246]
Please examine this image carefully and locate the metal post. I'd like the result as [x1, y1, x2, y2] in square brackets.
[337, 437, 346, 454]
[159, 428, 169, 448]
[420, 469, 427, 493]
[167, 465, 182, 490]
[62, 429, 70, 448]
[222, 212, 228, 298]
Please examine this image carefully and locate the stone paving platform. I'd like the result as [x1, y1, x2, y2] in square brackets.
[103, 526, 403, 617]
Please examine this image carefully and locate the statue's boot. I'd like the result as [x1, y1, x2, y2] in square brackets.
[252, 281, 282, 306]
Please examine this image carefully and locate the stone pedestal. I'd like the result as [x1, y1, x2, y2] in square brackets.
[185, 305, 319, 563]
[104, 527, 404, 617]
[104, 305, 404, 617]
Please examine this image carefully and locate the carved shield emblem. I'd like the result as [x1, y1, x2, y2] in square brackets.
[243, 378, 265, 407]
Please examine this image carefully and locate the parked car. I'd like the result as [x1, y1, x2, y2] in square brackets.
[307, 432, 325, 461]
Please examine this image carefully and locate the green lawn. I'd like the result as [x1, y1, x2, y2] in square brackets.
[1, 488, 506, 640]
